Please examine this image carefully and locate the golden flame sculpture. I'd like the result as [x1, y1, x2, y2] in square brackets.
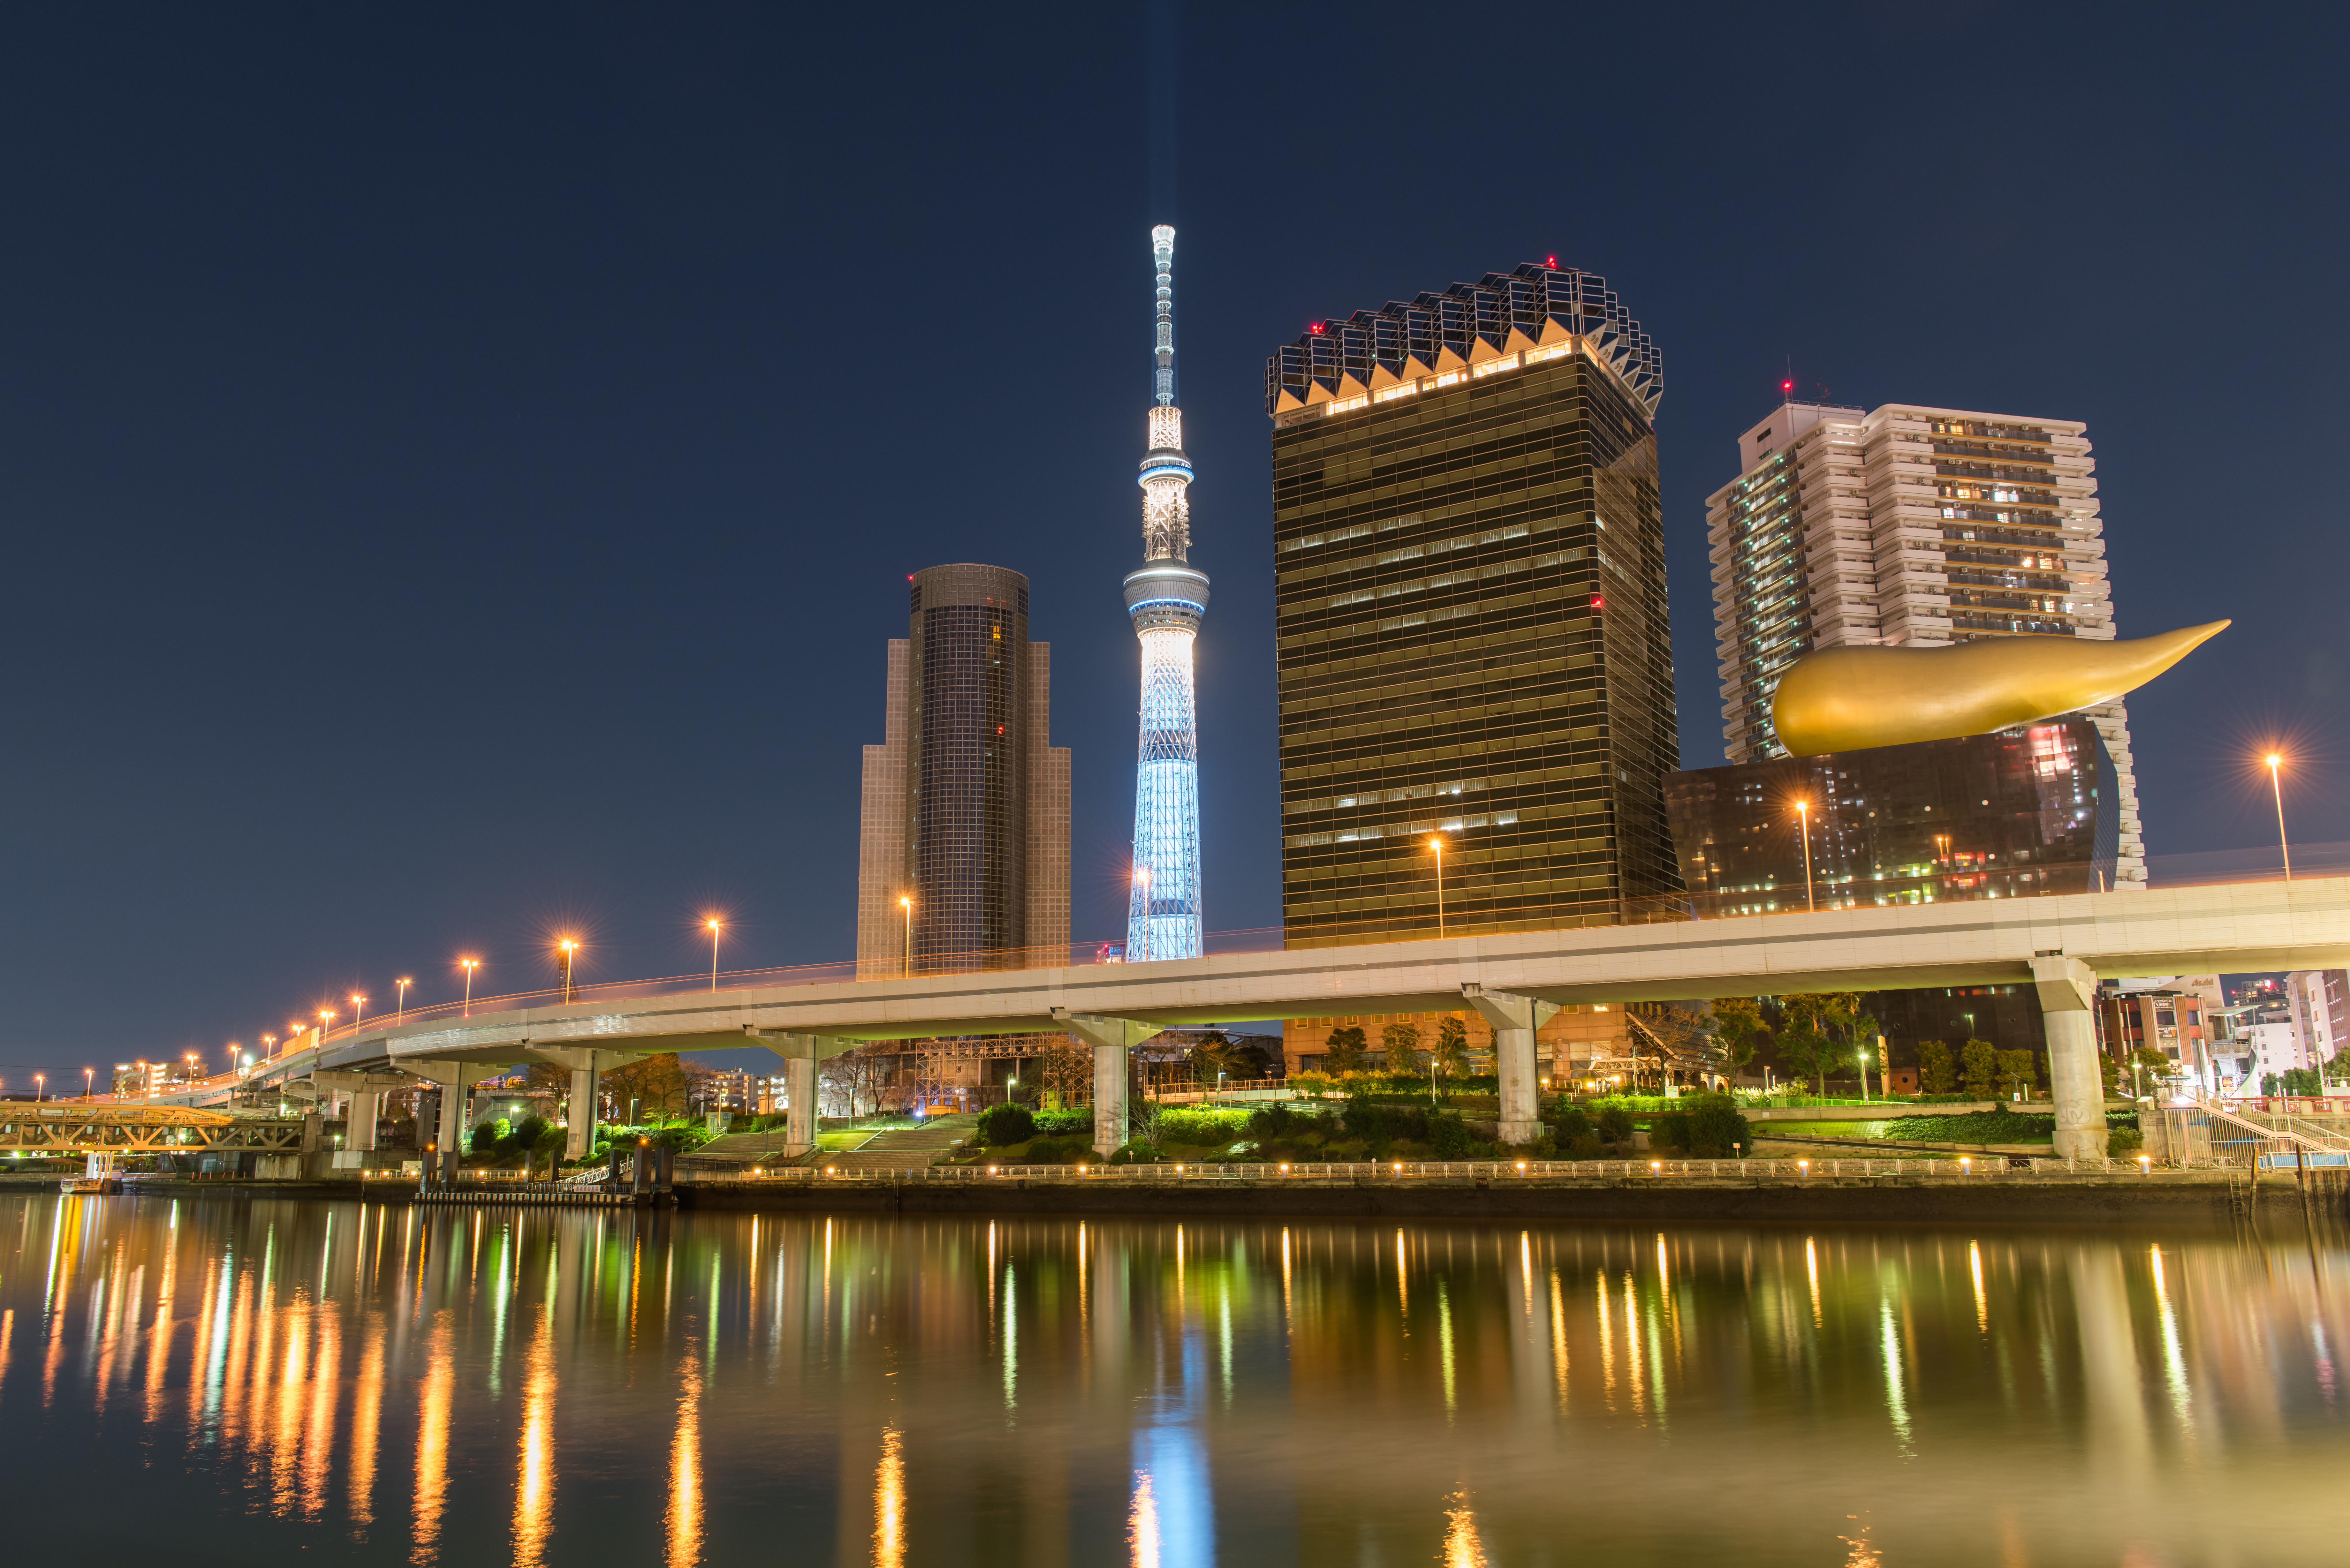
[1771, 620, 2229, 757]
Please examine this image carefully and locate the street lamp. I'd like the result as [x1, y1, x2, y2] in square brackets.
[2266, 753, 2292, 882]
[318, 1008, 336, 1039]
[1794, 798, 1816, 912]
[898, 895, 913, 976]
[33, 1074, 42, 1103]
[82, 1067, 93, 1102]
[350, 993, 367, 1027]
[136, 1059, 149, 1103]
[1427, 833, 1448, 939]
[396, 977, 412, 1021]
[460, 957, 481, 1016]
[707, 919, 723, 991]
[1856, 1048, 1871, 1103]
[557, 941, 578, 1004]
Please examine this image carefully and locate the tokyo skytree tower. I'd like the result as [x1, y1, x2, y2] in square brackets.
[1123, 224, 1208, 961]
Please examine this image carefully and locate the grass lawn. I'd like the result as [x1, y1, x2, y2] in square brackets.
[815, 1130, 875, 1152]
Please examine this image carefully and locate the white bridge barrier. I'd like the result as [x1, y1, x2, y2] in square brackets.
[697, 1156, 2213, 1183]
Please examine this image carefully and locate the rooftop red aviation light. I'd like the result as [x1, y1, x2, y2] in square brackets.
[1591, 594, 1605, 610]
[1782, 380, 1794, 393]
[1309, 322, 1323, 334]
[1546, 255, 1558, 268]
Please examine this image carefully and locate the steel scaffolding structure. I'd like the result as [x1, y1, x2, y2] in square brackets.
[1124, 224, 1209, 961]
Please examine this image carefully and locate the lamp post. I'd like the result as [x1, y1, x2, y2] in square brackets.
[1428, 833, 1448, 939]
[707, 919, 723, 991]
[898, 896, 913, 976]
[396, 977, 412, 1021]
[83, 1067, 93, 1102]
[2266, 753, 2292, 882]
[460, 958, 480, 1016]
[1856, 1048, 1871, 1103]
[33, 1074, 42, 1103]
[318, 1008, 335, 1041]
[1796, 799, 1816, 912]
[557, 941, 577, 1004]
[350, 993, 367, 1027]
[260, 1035, 276, 1067]
[136, 1059, 149, 1103]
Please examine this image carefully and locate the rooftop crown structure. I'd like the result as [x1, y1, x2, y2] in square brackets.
[1124, 224, 1209, 961]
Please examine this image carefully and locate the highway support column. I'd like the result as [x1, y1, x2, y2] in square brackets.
[744, 1030, 857, 1158]
[1054, 1011, 1161, 1159]
[315, 1071, 410, 1156]
[525, 1048, 635, 1162]
[1463, 985, 1560, 1146]
[404, 1061, 497, 1183]
[2032, 954, 2109, 1159]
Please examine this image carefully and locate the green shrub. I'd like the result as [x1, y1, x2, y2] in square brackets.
[1156, 1105, 1252, 1146]
[2107, 1127, 2145, 1156]
[1551, 1104, 1594, 1143]
[1031, 1109, 1093, 1136]
[1428, 1112, 1475, 1159]
[1019, 1135, 1092, 1164]
[1108, 1140, 1162, 1165]
[976, 1104, 1035, 1147]
[1596, 1106, 1635, 1147]
[1686, 1098, 1751, 1157]
[470, 1118, 510, 1154]
[1341, 1097, 1429, 1144]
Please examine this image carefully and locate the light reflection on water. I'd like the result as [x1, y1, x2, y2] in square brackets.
[1, 1196, 2346, 1564]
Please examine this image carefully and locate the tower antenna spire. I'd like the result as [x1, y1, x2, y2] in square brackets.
[1124, 224, 1208, 963]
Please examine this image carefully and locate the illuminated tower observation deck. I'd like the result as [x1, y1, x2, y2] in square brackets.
[1125, 224, 1208, 961]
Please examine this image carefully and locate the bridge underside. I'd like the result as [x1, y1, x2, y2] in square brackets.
[0, 1109, 306, 1154]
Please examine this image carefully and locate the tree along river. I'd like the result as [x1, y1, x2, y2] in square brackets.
[0, 1195, 2342, 1565]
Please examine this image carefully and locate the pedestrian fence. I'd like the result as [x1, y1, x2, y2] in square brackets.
[697, 1155, 2222, 1184]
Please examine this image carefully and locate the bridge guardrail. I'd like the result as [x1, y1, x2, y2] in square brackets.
[691, 1155, 2213, 1183]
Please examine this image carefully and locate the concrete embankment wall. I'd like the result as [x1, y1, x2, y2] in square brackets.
[675, 1175, 2255, 1227]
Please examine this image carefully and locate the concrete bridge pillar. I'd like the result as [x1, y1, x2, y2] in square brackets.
[523, 1048, 634, 1162]
[403, 1062, 496, 1182]
[1463, 985, 1560, 1146]
[349, 1092, 379, 1152]
[742, 1030, 856, 1158]
[2033, 954, 2108, 1159]
[1055, 1011, 1161, 1158]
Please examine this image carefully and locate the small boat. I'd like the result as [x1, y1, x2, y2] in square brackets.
[59, 1176, 120, 1195]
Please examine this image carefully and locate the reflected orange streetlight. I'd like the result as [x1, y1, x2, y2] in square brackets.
[2266, 752, 2292, 881]
[1795, 799, 1816, 912]
[459, 957, 481, 1016]
[707, 918, 723, 992]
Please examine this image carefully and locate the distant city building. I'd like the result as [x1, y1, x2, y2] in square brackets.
[1265, 261, 1678, 947]
[1703, 402, 2146, 887]
[856, 563, 1070, 976]
[2105, 985, 2215, 1090]
[1263, 260, 1677, 1078]
[1663, 717, 2118, 916]
[853, 562, 1072, 1112]
[2287, 969, 2348, 1077]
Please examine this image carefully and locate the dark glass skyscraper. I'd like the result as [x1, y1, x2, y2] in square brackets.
[1267, 263, 1678, 947]
[857, 563, 1069, 975]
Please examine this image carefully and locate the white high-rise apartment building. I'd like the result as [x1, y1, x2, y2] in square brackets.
[1704, 401, 2145, 886]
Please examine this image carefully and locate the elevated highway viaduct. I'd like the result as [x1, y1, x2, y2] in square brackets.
[235, 878, 2350, 1168]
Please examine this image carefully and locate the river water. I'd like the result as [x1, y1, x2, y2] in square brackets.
[1, 1195, 2343, 1565]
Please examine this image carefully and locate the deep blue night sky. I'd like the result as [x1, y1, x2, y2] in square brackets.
[2, 3, 2343, 1080]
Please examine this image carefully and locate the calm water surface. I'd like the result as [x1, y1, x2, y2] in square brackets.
[2, 1195, 2344, 1565]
